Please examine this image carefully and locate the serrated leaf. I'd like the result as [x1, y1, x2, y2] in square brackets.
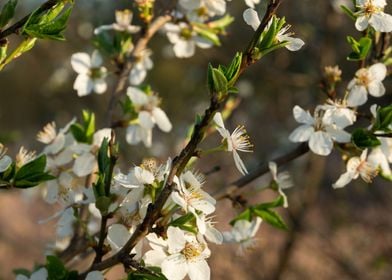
[0, 0, 17, 28]
[352, 128, 381, 149]
[253, 208, 288, 230]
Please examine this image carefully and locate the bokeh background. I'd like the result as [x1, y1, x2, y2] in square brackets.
[0, 0, 391, 279]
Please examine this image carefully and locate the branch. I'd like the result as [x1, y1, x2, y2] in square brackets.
[0, 0, 61, 40]
[214, 143, 309, 200]
[80, 0, 283, 275]
[105, 14, 172, 126]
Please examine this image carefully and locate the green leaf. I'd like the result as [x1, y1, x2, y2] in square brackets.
[373, 105, 392, 132]
[128, 268, 168, 280]
[70, 111, 95, 144]
[13, 268, 31, 277]
[0, 0, 18, 28]
[170, 213, 195, 227]
[224, 52, 242, 85]
[95, 196, 111, 215]
[352, 128, 381, 149]
[0, 38, 37, 71]
[15, 155, 46, 180]
[254, 196, 285, 210]
[253, 208, 288, 230]
[347, 36, 372, 61]
[258, 16, 279, 50]
[98, 137, 110, 175]
[230, 208, 252, 225]
[46, 256, 68, 280]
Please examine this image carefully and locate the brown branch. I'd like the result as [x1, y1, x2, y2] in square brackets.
[105, 15, 172, 126]
[79, 0, 283, 276]
[0, 0, 61, 40]
[214, 143, 309, 200]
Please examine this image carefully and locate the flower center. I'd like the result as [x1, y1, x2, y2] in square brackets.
[357, 160, 378, 183]
[356, 69, 371, 87]
[231, 126, 253, 152]
[180, 27, 193, 40]
[89, 67, 105, 79]
[181, 242, 205, 261]
[363, 1, 381, 16]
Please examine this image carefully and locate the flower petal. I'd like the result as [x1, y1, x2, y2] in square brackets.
[347, 85, 368, 107]
[308, 131, 333, 156]
[288, 124, 314, 142]
[243, 8, 260, 31]
[71, 53, 91, 74]
[188, 259, 211, 280]
[107, 224, 131, 252]
[152, 107, 172, 132]
[162, 254, 188, 280]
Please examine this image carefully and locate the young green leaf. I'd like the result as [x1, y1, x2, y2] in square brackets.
[352, 128, 381, 149]
[0, 0, 18, 29]
[253, 208, 288, 230]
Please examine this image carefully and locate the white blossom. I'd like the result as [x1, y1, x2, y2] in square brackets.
[289, 105, 351, 156]
[347, 63, 387, 107]
[125, 87, 172, 147]
[213, 112, 253, 175]
[355, 0, 392, 32]
[144, 227, 211, 280]
[243, 10, 304, 51]
[319, 99, 357, 128]
[0, 143, 12, 173]
[94, 9, 141, 34]
[71, 51, 107, 97]
[268, 162, 293, 208]
[333, 149, 378, 188]
[16, 268, 48, 280]
[129, 49, 154, 85]
[179, 0, 227, 17]
[223, 217, 262, 255]
[164, 22, 213, 58]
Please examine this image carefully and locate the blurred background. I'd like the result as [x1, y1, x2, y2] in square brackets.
[0, 0, 391, 279]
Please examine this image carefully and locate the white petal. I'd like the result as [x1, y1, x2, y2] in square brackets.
[205, 226, 223, 244]
[171, 191, 188, 210]
[205, 0, 226, 15]
[144, 249, 167, 267]
[355, 16, 369, 31]
[93, 128, 112, 147]
[73, 153, 96, 177]
[71, 53, 91, 74]
[129, 67, 147, 85]
[288, 125, 314, 142]
[134, 166, 155, 184]
[233, 150, 248, 175]
[126, 87, 149, 106]
[152, 107, 172, 132]
[332, 171, 354, 189]
[347, 85, 368, 107]
[308, 131, 333, 156]
[91, 50, 103, 68]
[192, 200, 215, 215]
[213, 112, 225, 129]
[126, 125, 142, 145]
[73, 74, 94, 97]
[167, 226, 186, 254]
[93, 79, 107, 94]
[107, 224, 131, 251]
[188, 260, 211, 280]
[194, 36, 214, 49]
[368, 81, 385, 97]
[162, 254, 188, 280]
[369, 12, 392, 32]
[179, 0, 201, 10]
[141, 128, 152, 147]
[86, 271, 104, 280]
[174, 40, 195, 58]
[369, 63, 387, 81]
[139, 111, 155, 129]
[0, 155, 12, 172]
[243, 8, 260, 31]
[293, 105, 314, 124]
[30, 268, 48, 280]
[325, 126, 351, 143]
[282, 36, 305, 51]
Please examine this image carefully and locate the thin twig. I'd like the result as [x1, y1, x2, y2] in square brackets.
[79, 0, 283, 276]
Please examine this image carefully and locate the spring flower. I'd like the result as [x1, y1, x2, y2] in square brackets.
[213, 112, 253, 175]
[16, 268, 48, 280]
[179, 0, 227, 16]
[244, 0, 260, 8]
[355, 0, 392, 32]
[289, 105, 351, 156]
[268, 162, 293, 208]
[125, 87, 172, 147]
[333, 149, 378, 188]
[347, 63, 387, 107]
[171, 171, 216, 232]
[243, 10, 305, 51]
[144, 227, 211, 280]
[86, 271, 104, 280]
[223, 217, 262, 255]
[129, 49, 154, 85]
[0, 143, 12, 173]
[164, 22, 213, 58]
[319, 99, 357, 128]
[37, 119, 75, 155]
[71, 51, 107, 97]
[94, 10, 141, 34]
[15, 147, 36, 168]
